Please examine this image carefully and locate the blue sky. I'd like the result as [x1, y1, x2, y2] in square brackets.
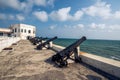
[0, 0, 120, 40]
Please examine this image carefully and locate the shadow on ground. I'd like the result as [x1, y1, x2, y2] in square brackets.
[2, 70, 66, 80]
[44, 56, 60, 68]
[86, 75, 102, 80]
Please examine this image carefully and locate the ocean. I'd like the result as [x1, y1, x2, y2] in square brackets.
[53, 38, 120, 61]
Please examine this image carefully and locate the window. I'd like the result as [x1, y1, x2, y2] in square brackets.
[28, 30, 31, 33]
[24, 29, 26, 33]
[0, 32, 3, 36]
[33, 30, 35, 34]
[21, 29, 23, 32]
[8, 33, 11, 37]
[14, 28, 17, 32]
[12, 29, 14, 33]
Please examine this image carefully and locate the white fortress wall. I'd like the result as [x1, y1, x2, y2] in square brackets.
[52, 44, 120, 78]
[0, 37, 20, 52]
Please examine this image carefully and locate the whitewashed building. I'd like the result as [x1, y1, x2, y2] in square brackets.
[0, 28, 12, 37]
[9, 24, 36, 39]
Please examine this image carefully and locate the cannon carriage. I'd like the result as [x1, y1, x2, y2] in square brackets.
[52, 36, 86, 67]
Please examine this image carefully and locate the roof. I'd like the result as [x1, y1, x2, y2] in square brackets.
[9, 23, 36, 29]
[0, 28, 12, 33]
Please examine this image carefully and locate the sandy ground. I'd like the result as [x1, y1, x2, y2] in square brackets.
[0, 40, 108, 80]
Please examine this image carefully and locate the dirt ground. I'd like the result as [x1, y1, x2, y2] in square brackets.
[0, 40, 108, 80]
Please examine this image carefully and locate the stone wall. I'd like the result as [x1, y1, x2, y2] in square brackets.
[0, 37, 20, 52]
[52, 44, 120, 78]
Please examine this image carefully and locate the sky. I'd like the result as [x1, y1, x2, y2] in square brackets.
[0, 0, 120, 40]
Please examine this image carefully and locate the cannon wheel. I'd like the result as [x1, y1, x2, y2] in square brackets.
[51, 55, 57, 62]
[59, 60, 68, 68]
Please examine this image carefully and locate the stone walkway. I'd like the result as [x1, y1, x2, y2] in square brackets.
[0, 40, 108, 80]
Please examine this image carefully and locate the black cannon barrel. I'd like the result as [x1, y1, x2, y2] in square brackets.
[59, 36, 86, 57]
[37, 36, 57, 50]
[31, 37, 43, 45]
[36, 37, 47, 42]
[52, 36, 86, 67]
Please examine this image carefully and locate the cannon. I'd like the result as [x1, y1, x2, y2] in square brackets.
[32, 37, 42, 45]
[29, 37, 47, 45]
[37, 36, 57, 50]
[28, 37, 39, 44]
[32, 37, 47, 45]
[52, 36, 86, 67]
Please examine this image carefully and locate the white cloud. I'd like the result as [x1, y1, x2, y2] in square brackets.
[49, 24, 57, 30]
[109, 24, 120, 30]
[89, 23, 106, 29]
[82, 0, 111, 19]
[64, 25, 71, 28]
[47, 0, 55, 7]
[82, 0, 120, 20]
[21, 0, 55, 13]
[33, 11, 48, 22]
[33, 0, 46, 6]
[0, 0, 21, 10]
[0, 13, 25, 21]
[114, 11, 120, 19]
[16, 14, 25, 21]
[50, 7, 83, 21]
[98, 24, 106, 29]
[0, 13, 15, 20]
[8, 15, 15, 20]
[0, 13, 6, 20]
[108, 30, 112, 32]
[63, 24, 84, 29]
[89, 23, 97, 29]
[0, 0, 55, 12]
[73, 10, 83, 21]
[73, 24, 84, 29]
[32, 0, 55, 7]
[50, 7, 72, 21]
[89, 23, 120, 31]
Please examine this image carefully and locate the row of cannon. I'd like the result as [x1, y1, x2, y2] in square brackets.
[28, 36, 86, 67]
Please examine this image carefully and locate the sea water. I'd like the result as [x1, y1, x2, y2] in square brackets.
[53, 38, 120, 61]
